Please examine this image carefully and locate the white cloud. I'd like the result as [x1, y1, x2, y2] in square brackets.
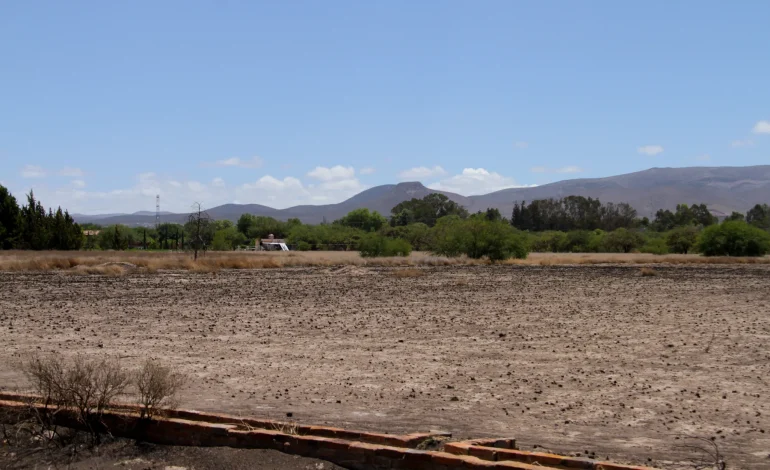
[19, 164, 370, 214]
[187, 181, 205, 192]
[210, 156, 263, 168]
[359, 167, 376, 175]
[398, 165, 447, 180]
[59, 167, 84, 177]
[531, 166, 583, 174]
[514, 141, 529, 149]
[731, 139, 754, 148]
[752, 120, 770, 134]
[21, 165, 46, 178]
[242, 175, 305, 191]
[307, 165, 355, 181]
[428, 168, 533, 195]
[320, 179, 364, 191]
[637, 145, 664, 156]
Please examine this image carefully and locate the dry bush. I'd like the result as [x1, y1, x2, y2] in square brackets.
[677, 436, 727, 470]
[134, 359, 187, 420]
[391, 268, 425, 278]
[270, 421, 300, 435]
[21, 354, 130, 442]
[68, 264, 128, 276]
[640, 267, 658, 276]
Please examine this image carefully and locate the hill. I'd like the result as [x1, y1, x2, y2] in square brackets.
[73, 165, 770, 226]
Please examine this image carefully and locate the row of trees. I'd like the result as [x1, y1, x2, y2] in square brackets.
[0, 186, 83, 250]
[511, 197, 639, 232]
[2, 185, 769, 258]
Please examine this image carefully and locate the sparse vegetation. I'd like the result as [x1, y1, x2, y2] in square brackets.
[640, 267, 658, 276]
[134, 359, 187, 419]
[391, 268, 425, 278]
[16, 354, 187, 445]
[21, 354, 130, 442]
[1, 250, 769, 274]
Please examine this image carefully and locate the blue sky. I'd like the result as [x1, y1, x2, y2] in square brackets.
[1, 1, 769, 214]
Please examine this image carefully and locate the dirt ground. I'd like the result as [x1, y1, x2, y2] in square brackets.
[1, 264, 769, 469]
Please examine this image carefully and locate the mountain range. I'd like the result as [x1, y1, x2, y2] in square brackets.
[73, 165, 770, 226]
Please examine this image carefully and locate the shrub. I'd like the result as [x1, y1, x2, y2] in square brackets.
[697, 220, 770, 257]
[562, 230, 593, 253]
[602, 228, 644, 253]
[134, 359, 187, 419]
[21, 354, 130, 441]
[429, 216, 467, 256]
[296, 241, 311, 251]
[430, 216, 529, 261]
[666, 226, 699, 254]
[358, 234, 412, 257]
[640, 237, 669, 255]
[385, 238, 412, 257]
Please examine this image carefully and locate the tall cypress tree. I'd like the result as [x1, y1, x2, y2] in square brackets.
[0, 185, 22, 249]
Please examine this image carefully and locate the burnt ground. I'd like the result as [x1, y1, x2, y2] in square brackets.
[1, 265, 769, 469]
[0, 426, 344, 469]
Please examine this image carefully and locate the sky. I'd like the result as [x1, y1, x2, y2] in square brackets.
[1, 1, 769, 214]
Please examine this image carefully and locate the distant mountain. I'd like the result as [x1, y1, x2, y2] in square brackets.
[72, 165, 770, 226]
[466, 166, 770, 219]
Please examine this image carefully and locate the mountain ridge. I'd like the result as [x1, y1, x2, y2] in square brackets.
[73, 165, 770, 226]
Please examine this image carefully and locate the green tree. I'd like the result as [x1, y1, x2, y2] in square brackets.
[666, 226, 699, 254]
[602, 228, 644, 253]
[430, 216, 528, 261]
[20, 191, 51, 250]
[211, 226, 247, 251]
[98, 225, 130, 250]
[335, 208, 387, 232]
[725, 212, 745, 222]
[0, 185, 21, 249]
[390, 194, 469, 227]
[697, 220, 770, 257]
[746, 204, 770, 230]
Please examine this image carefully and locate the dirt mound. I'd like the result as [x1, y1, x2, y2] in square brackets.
[325, 265, 372, 276]
[69, 262, 137, 275]
[97, 261, 137, 269]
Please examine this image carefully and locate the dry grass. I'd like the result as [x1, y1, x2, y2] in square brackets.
[391, 268, 426, 278]
[506, 252, 770, 266]
[640, 267, 658, 276]
[0, 250, 768, 273]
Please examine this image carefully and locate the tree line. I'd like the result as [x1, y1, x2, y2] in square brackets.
[2, 183, 769, 258]
[0, 186, 83, 250]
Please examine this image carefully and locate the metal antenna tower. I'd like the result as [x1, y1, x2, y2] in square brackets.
[155, 195, 160, 228]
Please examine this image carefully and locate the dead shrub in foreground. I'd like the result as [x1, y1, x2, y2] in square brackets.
[640, 267, 658, 276]
[21, 354, 130, 442]
[677, 436, 727, 470]
[16, 354, 187, 447]
[134, 359, 187, 419]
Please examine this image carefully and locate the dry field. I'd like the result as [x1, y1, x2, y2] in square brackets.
[1, 255, 769, 469]
[0, 249, 769, 274]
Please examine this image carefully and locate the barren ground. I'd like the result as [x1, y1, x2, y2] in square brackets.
[1, 263, 769, 469]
